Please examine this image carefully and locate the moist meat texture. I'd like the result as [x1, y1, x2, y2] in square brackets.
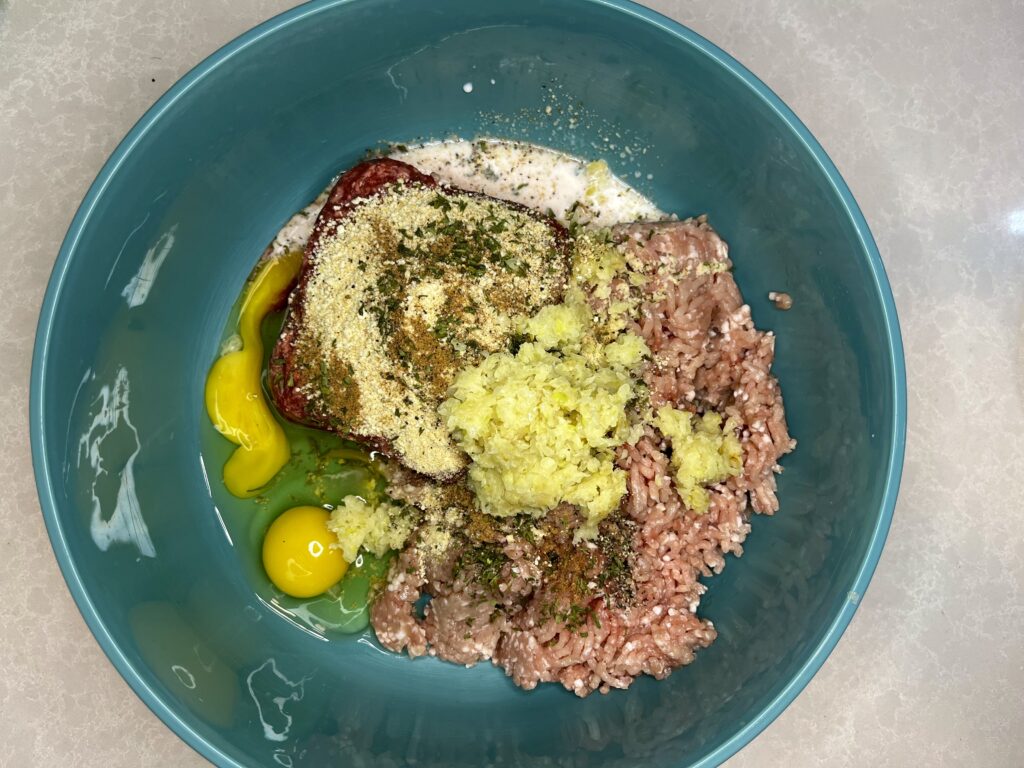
[269, 159, 572, 480]
[370, 216, 795, 696]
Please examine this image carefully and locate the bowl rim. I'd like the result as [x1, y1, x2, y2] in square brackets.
[29, 0, 907, 765]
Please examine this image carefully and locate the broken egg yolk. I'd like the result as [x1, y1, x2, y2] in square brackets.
[262, 506, 349, 598]
[205, 250, 301, 497]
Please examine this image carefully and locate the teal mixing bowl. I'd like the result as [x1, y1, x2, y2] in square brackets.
[30, 1, 905, 765]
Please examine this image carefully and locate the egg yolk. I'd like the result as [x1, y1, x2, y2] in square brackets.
[205, 250, 302, 497]
[262, 506, 349, 598]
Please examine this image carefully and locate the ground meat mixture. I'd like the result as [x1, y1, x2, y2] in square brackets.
[370, 216, 795, 695]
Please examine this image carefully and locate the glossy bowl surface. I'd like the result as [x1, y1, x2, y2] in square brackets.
[31, 1, 905, 766]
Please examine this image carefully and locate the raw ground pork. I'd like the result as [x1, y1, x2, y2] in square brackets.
[371, 217, 796, 696]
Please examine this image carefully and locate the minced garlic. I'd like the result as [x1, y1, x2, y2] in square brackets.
[696, 261, 729, 276]
[521, 302, 589, 349]
[327, 496, 416, 562]
[441, 232, 649, 540]
[653, 407, 743, 514]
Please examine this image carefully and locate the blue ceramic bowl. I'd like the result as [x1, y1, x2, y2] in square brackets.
[31, 1, 905, 766]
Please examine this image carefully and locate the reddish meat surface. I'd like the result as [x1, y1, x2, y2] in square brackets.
[268, 159, 436, 435]
[267, 158, 571, 477]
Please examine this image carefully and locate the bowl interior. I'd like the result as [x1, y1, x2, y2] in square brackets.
[33, 1, 903, 766]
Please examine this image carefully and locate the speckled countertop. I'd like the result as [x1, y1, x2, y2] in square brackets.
[1, 1, 1022, 765]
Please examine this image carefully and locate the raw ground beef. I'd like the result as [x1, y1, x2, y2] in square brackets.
[370, 216, 795, 695]
[268, 158, 571, 479]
